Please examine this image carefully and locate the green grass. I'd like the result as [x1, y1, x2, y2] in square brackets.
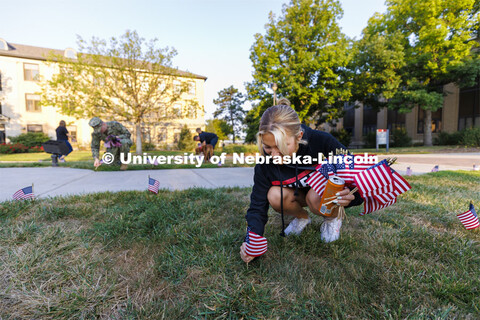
[0, 172, 479, 318]
[0, 150, 252, 170]
[353, 145, 480, 154]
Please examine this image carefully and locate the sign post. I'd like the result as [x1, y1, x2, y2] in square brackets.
[376, 129, 389, 152]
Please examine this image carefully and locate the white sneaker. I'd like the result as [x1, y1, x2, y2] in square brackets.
[284, 217, 311, 236]
[320, 216, 343, 243]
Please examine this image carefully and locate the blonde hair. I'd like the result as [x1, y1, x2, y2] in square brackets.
[256, 105, 305, 156]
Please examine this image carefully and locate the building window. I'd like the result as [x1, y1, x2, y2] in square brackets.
[64, 48, 77, 59]
[417, 108, 442, 134]
[0, 71, 2, 91]
[458, 82, 480, 130]
[188, 81, 196, 95]
[27, 124, 43, 132]
[0, 102, 2, 114]
[363, 105, 377, 135]
[0, 124, 5, 144]
[25, 94, 41, 112]
[67, 125, 77, 142]
[157, 128, 167, 143]
[387, 109, 406, 131]
[173, 80, 181, 95]
[24, 63, 40, 81]
[173, 103, 182, 117]
[343, 103, 355, 135]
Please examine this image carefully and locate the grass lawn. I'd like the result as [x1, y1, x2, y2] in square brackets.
[0, 150, 251, 170]
[1, 145, 478, 169]
[0, 171, 479, 318]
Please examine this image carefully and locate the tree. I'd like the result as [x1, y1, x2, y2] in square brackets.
[352, 0, 480, 146]
[41, 30, 197, 154]
[213, 86, 245, 143]
[178, 125, 195, 151]
[247, 0, 352, 125]
[205, 118, 231, 141]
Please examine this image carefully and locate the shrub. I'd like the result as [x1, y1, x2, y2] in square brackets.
[330, 129, 352, 148]
[462, 127, 480, 147]
[28, 146, 44, 153]
[434, 131, 463, 145]
[8, 132, 50, 148]
[363, 131, 376, 148]
[222, 144, 258, 154]
[391, 128, 412, 147]
[178, 125, 196, 151]
[0, 143, 30, 154]
[143, 142, 156, 151]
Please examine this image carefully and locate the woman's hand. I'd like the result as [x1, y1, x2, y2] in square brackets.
[335, 187, 355, 207]
[93, 158, 102, 168]
[240, 242, 255, 263]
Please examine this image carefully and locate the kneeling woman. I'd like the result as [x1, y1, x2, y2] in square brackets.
[240, 105, 363, 263]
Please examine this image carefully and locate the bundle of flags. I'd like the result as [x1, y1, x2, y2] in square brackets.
[244, 227, 268, 257]
[306, 155, 411, 215]
[148, 177, 160, 194]
[12, 185, 35, 201]
[457, 202, 479, 230]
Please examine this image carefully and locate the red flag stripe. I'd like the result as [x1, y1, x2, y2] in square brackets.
[245, 231, 268, 257]
[457, 210, 480, 230]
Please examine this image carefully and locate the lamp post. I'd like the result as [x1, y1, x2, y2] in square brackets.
[271, 83, 278, 105]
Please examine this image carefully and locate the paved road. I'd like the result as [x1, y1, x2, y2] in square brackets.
[1, 152, 478, 202]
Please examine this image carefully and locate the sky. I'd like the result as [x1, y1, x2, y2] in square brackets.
[2, 0, 386, 119]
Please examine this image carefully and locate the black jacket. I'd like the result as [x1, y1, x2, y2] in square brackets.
[245, 124, 363, 236]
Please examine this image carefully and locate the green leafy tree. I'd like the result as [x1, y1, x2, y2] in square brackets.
[213, 86, 245, 144]
[353, 0, 480, 146]
[178, 125, 195, 151]
[248, 0, 351, 125]
[205, 118, 231, 141]
[41, 30, 197, 154]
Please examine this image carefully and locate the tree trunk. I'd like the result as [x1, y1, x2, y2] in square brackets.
[423, 109, 433, 146]
[230, 111, 235, 144]
[135, 123, 142, 154]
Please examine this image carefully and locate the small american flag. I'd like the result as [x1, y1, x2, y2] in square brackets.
[12, 186, 35, 200]
[431, 165, 439, 172]
[245, 227, 267, 257]
[148, 177, 160, 194]
[457, 203, 479, 230]
[356, 162, 411, 215]
[406, 167, 412, 176]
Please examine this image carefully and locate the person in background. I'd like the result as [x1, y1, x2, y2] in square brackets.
[55, 120, 73, 162]
[89, 117, 133, 170]
[193, 128, 219, 150]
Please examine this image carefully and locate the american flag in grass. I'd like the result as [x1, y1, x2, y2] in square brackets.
[457, 203, 479, 230]
[12, 186, 35, 200]
[355, 161, 411, 215]
[245, 227, 267, 257]
[148, 177, 160, 194]
[306, 155, 373, 196]
[307, 156, 411, 215]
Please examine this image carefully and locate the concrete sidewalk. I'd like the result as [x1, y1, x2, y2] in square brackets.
[0, 167, 255, 202]
[1, 152, 478, 202]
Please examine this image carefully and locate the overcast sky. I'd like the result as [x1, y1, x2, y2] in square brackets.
[2, 0, 386, 119]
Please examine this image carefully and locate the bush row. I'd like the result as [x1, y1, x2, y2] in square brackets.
[0, 143, 44, 154]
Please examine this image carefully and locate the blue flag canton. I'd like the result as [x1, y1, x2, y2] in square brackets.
[366, 159, 389, 171]
[471, 203, 477, 218]
[335, 155, 355, 170]
[22, 186, 33, 194]
[319, 163, 337, 178]
[245, 227, 252, 243]
[148, 177, 157, 186]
